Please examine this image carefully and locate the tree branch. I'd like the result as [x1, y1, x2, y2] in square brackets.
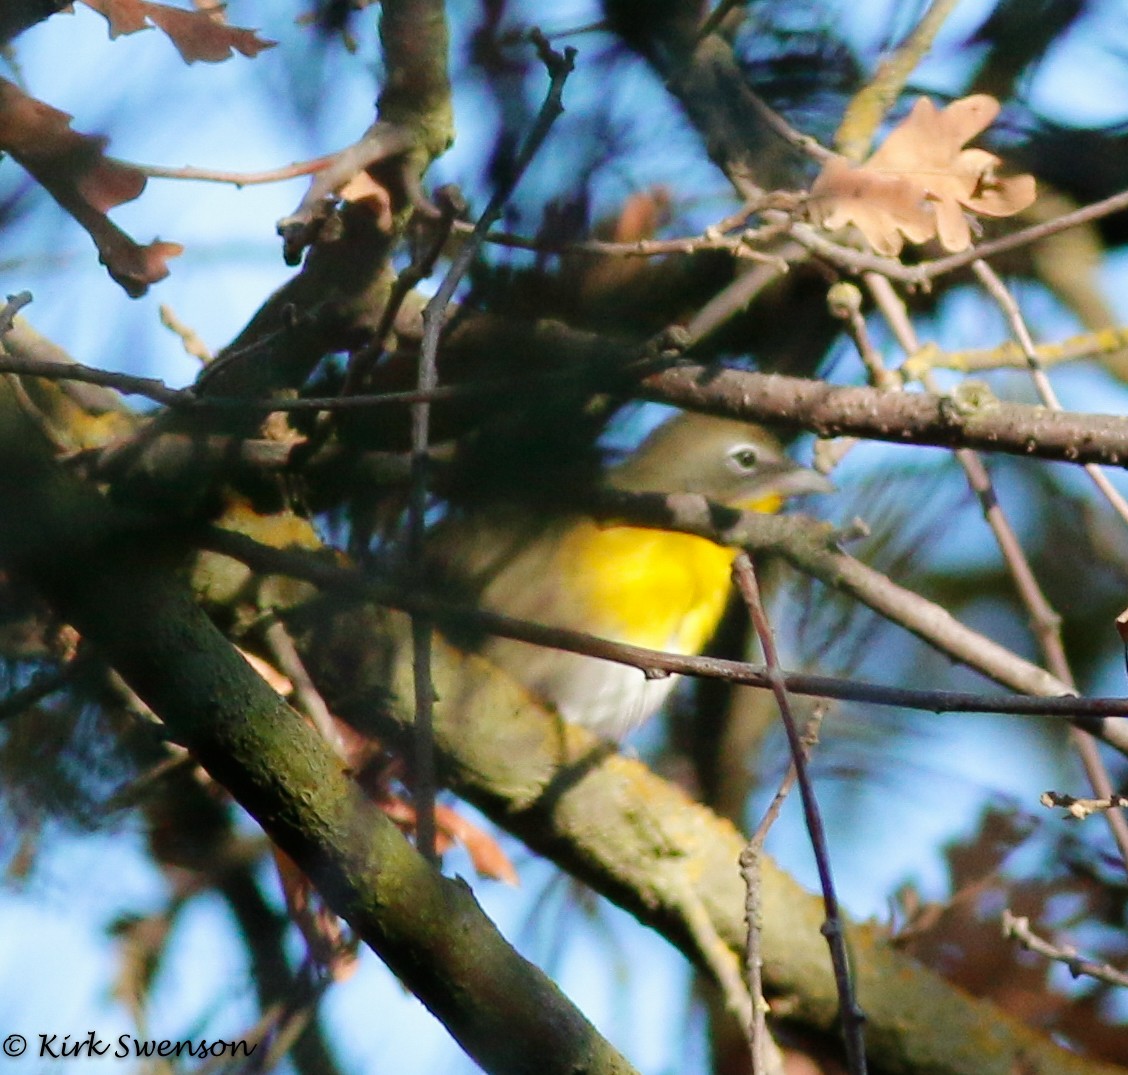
[0, 380, 637, 1075]
[195, 511, 1128, 758]
[642, 364, 1128, 468]
[299, 599, 1127, 1075]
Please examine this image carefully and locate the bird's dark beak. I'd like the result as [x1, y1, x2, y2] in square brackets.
[756, 460, 835, 501]
[775, 464, 835, 499]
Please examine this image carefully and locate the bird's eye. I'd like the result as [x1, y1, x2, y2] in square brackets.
[729, 445, 759, 470]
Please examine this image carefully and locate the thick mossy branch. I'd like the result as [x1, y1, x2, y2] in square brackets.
[162, 0, 454, 417]
[0, 381, 636, 1075]
[378, 0, 454, 164]
[4, 357, 1126, 1073]
[300, 602, 1127, 1075]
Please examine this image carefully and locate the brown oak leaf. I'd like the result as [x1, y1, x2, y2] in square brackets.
[807, 155, 934, 257]
[809, 94, 1036, 256]
[0, 78, 182, 296]
[82, 0, 276, 63]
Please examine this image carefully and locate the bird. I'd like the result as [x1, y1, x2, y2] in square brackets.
[428, 412, 832, 738]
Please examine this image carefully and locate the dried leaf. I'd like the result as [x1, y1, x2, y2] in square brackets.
[90, 226, 184, 298]
[82, 0, 276, 63]
[0, 79, 181, 296]
[608, 186, 672, 243]
[809, 155, 934, 257]
[894, 808, 1128, 1060]
[376, 792, 519, 884]
[810, 94, 1036, 255]
[274, 848, 360, 981]
[434, 804, 519, 886]
[0, 80, 143, 210]
[85, 0, 150, 35]
[141, 4, 276, 62]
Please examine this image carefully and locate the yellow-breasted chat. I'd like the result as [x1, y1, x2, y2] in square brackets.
[429, 412, 831, 738]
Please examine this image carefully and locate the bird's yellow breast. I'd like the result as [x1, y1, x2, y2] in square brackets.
[552, 492, 782, 653]
[555, 523, 734, 654]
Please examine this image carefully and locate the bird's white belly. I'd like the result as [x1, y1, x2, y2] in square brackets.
[487, 637, 680, 738]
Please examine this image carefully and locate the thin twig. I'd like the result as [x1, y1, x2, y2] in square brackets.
[919, 186, 1128, 281]
[15, 346, 1128, 473]
[159, 304, 213, 365]
[344, 187, 462, 395]
[790, 184, 1128, 285]
[1041, 790, 1128, 819]
[130, 145, 797, 261]
[683, 252, 796, 345]
[452, 216, 792, 258]
[409, 30, 577, 866]
[1002, 910, 1128, 989]
[743, 92, 834, 164]
[196, 520, 1128, 746]
[129, 141, 798, 261]
[741, 705, 824, 1075]
[732, 554, 866, 1075]
[104, 751, 197, 813]
[904, 326, 1128, 376]
[827, 281, 898, 389]
[0, 290, 32, 335]
[194, 972, 330, 1075]
[875, 266, 1128, 871]
[131, 154, 334, 187]
[202, 381, 523, 412]
[0, 352, 566, 413]
[417, 34, 575, 329]
[697, 0, 744, 41]
[868, 273, 1075, 686]
[834, 0, 963, 161]
[0, 655, 89, 722]
[0, 352, 188, 406]
[260, 615, 347, 758]
[973, 260, 1128, 527]
[970, 259, 1128, 870]
[676, 880, 754, 1033]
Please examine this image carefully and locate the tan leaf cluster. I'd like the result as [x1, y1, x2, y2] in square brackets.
[0, 79, 182, 296]
[82, 0, 276, 64]
[809, 95, 1036, 256]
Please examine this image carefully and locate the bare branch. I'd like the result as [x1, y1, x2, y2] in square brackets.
[734, 555, 865, 1075]
[1003, 911, 1128, 990]
[791, 185, 1128, 284]
[642, 364, 1128, 469]
[196, 519, 1128, 757]
[968, 260, 1128, 867]
[133, 155, 334, 187]
[741, 704, 823, 1075]
[1041, 790, 1128, 820]
[0, 291, 32, 335]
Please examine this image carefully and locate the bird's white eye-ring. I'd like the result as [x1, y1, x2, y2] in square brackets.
[729, 445, 759, 470]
